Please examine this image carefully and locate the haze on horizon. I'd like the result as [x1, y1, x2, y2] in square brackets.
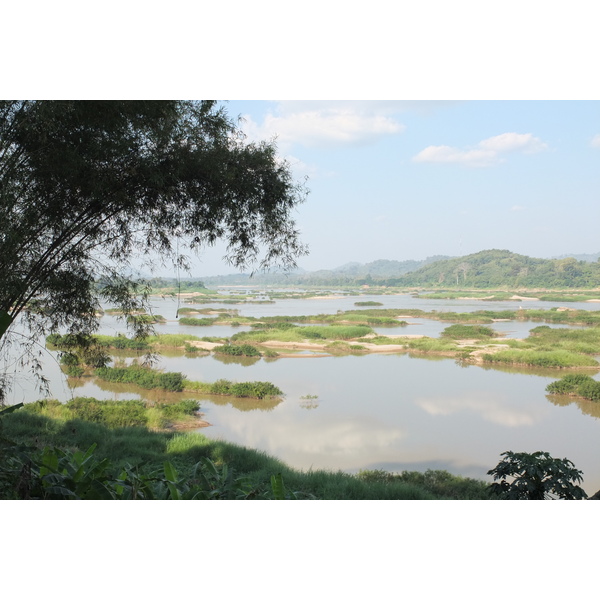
[149, 100, 599, 279]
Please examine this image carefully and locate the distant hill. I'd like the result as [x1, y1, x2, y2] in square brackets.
[175, 250, 600, 289]
[387, 249, 600, 289]
[200, 255, 452, 286]
[552, 252, 600, 263]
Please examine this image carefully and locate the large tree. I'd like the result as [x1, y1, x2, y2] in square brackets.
[0, 100, 307, 400]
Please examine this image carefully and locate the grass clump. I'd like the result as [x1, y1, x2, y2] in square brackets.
[179, 317, 218, 326]
[213, 344, 261, 357]
[546, 374, 600, 400]
[405, 338, 458, 353]
[482, 349, 598, 369]
[441, 324, 496, 339]
[94, 365, 185, 392]
[203, 379, 283, 399]
[300, 325, 373, 340]
[354, 301, 383, 306]
[21, 397, 201, 429]
[146, 333, 202, 348]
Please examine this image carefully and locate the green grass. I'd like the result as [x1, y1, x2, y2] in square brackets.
[182, 378, 283, 399]
[94, 365, 186, 391]
[441, 324, 496, 339]
[213, 344, 262, 357]
[1, 409, 491, 499]
[20, 396, 201, 430]
[405, 338, 458, 353]
[178, 317, 218, 326]
[482, 349, 598, 368]
[146, 333, 202, 347]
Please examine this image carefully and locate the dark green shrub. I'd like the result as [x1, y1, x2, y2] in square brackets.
[487, 450, 587, 500]
[546, 374, 600, 400]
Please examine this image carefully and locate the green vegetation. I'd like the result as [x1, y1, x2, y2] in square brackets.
[546, 374, 600, 400]
[487, 450, 587, 500]
[354, 301, 383, 306]
[357, 469, 489, 500]
[95, 365, 186, 392]
[1, 405, 491, 499]
[213, 344, 262, 357]
[481, 349, 598, 368]
[441, 324, 496, 339]
[22, 396, 200, 429]
[386, 249, 600, 289]
[179, 317, 218, 326]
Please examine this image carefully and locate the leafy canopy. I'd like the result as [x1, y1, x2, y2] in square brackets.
[0, 101, 308, 399]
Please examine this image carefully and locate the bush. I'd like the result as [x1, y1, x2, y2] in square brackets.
[213, 344, 261, 357]
[487, 450, 587, 500]
[546, 374, 600, 400]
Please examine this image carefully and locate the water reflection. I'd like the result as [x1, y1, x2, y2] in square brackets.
[546, 393, 600, 420]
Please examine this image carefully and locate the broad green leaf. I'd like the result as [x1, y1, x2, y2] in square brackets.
[164, 461, 178, 483]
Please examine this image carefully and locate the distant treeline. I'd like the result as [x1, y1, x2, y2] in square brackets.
[149, 250, 600, 290]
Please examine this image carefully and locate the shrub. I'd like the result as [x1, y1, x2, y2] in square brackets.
[213, 344, 261, 357]
[487, 450, 587, 500]
[546, 374, 600, 400]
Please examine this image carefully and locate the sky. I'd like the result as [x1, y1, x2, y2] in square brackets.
[182, 100, 599, 277]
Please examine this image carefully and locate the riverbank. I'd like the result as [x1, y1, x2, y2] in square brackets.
[1, 405, 491, 500]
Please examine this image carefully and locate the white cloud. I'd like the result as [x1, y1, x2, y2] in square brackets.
[416, 393, 542, 427]
[591, 134, 600, 148]
[241, 101, 406, 149]
[510, 205, 526, 211]
[413, 132, 548, 167]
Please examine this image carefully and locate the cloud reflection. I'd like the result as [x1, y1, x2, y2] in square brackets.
[415, 392, 544, 427]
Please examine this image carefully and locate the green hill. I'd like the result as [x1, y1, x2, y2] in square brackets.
[386, 249, 600, 289]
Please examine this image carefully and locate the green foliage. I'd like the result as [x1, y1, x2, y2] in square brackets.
[441, 324, 496, 339]
[94, 365, 185, 392]
[354, 301, 383, 306]
[178, 317, 218, 326]
[546, 374, 600, 400]
[487, 450, 587, 500]
[0, 100, 308, 399]
[213, 344, 261, 357]
[390, 249, 600, 289]
[206, 379, 283, 399]
[482, 349, 598, 368]
[357, 469, 490, 499]
[300, 325, 373, 340]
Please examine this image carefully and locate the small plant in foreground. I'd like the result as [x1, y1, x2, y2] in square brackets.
[487, 450, 587, 500]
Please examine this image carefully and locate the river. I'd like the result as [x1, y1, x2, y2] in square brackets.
[5, 291, 600, 494]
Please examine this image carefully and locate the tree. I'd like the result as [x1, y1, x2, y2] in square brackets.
[487, 450, 588, 500]
[0, 101, 308, 401]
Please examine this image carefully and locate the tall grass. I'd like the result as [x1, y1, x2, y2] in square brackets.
[441, 324, 496, 339]
[482, 350, 598, 368]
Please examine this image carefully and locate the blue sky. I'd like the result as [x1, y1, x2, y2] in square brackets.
[188, 100, 599, 276]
